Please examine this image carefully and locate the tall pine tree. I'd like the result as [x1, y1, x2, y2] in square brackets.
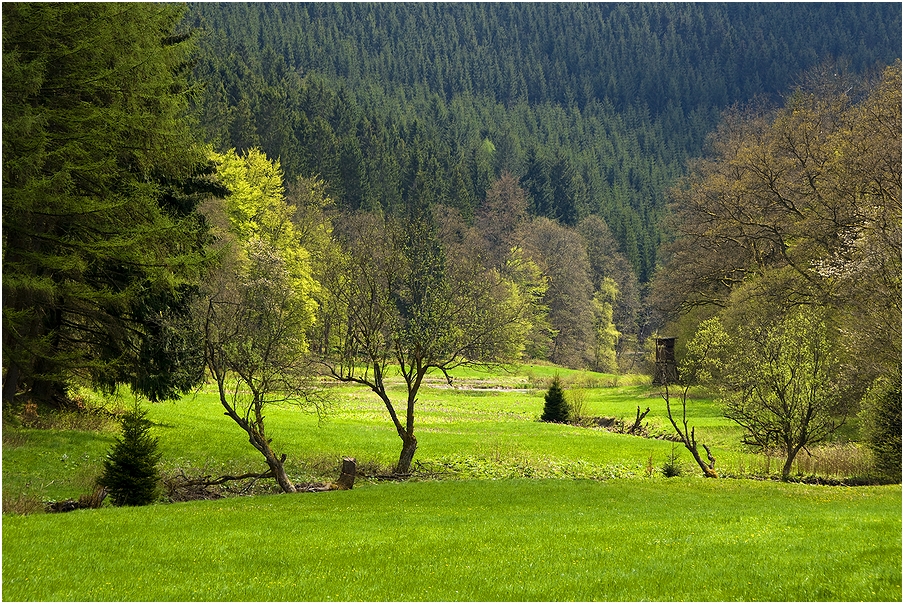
[3, 4, 217, 406]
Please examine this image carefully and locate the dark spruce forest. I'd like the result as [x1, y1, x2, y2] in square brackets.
[189, 2, 900, 283]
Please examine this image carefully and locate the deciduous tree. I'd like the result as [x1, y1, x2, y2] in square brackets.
[321, 211, 532, 474]
[652, 61, 901, 398]
[521, 218, 596, 368]
[577, 215, 641, 355]
[660, 320, 723, 478]
[476, 172, 530, 270]
[200, 149, 320, 493]
[696, 307, 851, 480]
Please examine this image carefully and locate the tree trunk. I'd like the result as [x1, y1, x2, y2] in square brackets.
[31, 376, 68, 409]
[690, 447, 719, 478]
[629, 406, 651, 434]
[395, 435, 418, 475]
[781, 445, 803, 480]
[663, 387, 718, 478]
[336, 457, 356, 490]
[264, 451, 296, 493]
[2, 363, 20, 406]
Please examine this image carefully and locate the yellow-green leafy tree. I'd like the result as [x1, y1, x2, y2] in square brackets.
[200, 148, 320, 493]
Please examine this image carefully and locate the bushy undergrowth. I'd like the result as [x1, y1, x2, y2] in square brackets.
[422, 454, 644, 481]
[1, 492, 44, 516]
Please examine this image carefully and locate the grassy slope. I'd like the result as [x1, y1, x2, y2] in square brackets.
[0, 365, 869, 501]
[3, 366, 738, 502]
[3, 478, 901, 601]
[3, 365, 898, 601]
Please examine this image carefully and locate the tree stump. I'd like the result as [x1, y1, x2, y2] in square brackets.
[336, 457, 356, 490]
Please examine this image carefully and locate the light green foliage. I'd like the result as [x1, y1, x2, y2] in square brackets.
[697, 308, 849, 478]
[591, 277, 621, 372]
[683, 316, 730, 384]
[204, 147, 319, 374]
[503, 246, 551, 361]
[212, 148, 288, 240]
[200, 147, 322, 491]
[209, 148, 318, 311]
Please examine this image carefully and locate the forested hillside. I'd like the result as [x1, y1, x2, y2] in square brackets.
[4, 3, 899, 419]
[186, 2, 901, 283]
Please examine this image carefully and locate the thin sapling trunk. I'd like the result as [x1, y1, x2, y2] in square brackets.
[663, 382, 718, 478]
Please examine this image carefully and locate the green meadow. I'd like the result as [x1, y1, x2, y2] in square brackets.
[3, 365, 901, 601]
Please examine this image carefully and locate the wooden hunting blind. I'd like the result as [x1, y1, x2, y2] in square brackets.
[653, 337, 679, 385]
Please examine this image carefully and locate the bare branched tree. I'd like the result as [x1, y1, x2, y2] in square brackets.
[202, 237, 321, 493]
[320, 212, 531, 474]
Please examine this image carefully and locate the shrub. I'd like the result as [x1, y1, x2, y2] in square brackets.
[859, 373, 902, 483]
[661, 444, 683, 477]
[540, 375, 569, 423]
[100, 407, 162, 506]
[566, 388, 588, 423]
[2, 492, 44, 515]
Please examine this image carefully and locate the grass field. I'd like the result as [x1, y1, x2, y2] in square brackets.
[1, 365, 868, 503]
[3, 479, 900, 601]
[3, 364, 900, 601]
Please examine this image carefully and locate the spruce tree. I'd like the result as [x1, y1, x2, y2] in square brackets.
[860, 373, 902, 483]
[541, 375, 569, 423]
[101, 408, 163, 506]
[2, 4, 215, 406]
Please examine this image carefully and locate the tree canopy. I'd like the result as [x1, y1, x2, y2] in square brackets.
[320, 210, 534, 473]
[187, 3, 900, 283]
[3, 3, 219, 406]
[653, 62, 901, 386]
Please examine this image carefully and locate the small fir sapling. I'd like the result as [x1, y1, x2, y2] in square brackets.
[100, 407, 162, 506]
[541, 375, 569, 423]
[661, 443, 683, 477]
